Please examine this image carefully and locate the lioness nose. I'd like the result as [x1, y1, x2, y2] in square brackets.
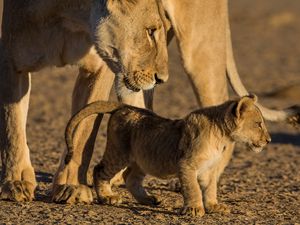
[154, 73, 165, 84]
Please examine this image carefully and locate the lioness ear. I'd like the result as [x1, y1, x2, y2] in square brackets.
[234, 94, 257, 118]
[156, 0, 172, 32]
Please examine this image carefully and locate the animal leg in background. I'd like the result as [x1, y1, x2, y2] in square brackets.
[0, 46, 36, 201]
[52, 61, 114, 204]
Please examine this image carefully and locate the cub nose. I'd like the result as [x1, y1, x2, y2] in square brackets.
[266, 136, 271, 144]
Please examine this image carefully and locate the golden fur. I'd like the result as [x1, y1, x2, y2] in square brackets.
[0, 0, 298, 203]
[64, 95, 271, 217]
[0, 0, 169, 202]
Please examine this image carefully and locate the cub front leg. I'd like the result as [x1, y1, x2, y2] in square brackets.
[179, 165, 205, 217]
[198, 169, 230, 214]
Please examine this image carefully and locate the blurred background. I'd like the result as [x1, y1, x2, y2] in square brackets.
[0, 1, 299, 224]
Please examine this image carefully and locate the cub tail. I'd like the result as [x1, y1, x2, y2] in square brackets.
[64, 101, 122, 164]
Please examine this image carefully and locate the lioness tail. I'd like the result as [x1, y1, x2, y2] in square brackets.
[226, 14, 299, 124]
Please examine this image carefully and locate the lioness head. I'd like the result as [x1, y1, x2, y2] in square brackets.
[90, 0, 170, 96]
[230, 95, 271, 152]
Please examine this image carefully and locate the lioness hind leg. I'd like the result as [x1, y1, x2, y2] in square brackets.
[0, 49, 36, 202]
[124, 164, 160, 206]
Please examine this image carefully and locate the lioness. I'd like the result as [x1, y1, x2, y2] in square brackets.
[0, 0, 169, 202]
[0, 0, 298, 204]
[64, 95, 270, 217]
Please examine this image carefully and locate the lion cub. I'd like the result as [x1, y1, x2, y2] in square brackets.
[65, 95, 270, 217]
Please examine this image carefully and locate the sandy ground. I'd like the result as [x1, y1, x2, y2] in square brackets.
[0, 0, 300, 224]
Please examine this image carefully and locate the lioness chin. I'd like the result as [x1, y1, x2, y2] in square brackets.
[65, 94, 271, 217]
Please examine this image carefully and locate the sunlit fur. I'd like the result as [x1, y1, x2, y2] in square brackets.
[65, 95, 271, 217]
[0, 0, 169, 203]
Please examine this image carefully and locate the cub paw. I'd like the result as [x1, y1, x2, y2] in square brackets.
[206, 203, 230, 214]
[139, 195, 161, 206]
[0, 180, 35, 202]
[52, 184, 93, 204]
[180, 206, 205, 217]
[168, 179, 181, 193]
[98, 195, 122, 205]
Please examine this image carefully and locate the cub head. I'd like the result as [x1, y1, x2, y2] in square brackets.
[230, 95, 271, 153]
[90, 0, 170, 97]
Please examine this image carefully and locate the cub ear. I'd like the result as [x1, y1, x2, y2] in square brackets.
[234, 94, 258, 118]
[98, 0, 117, 11]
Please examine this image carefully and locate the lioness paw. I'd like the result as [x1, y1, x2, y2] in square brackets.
[206, 203, 230, 214]
[52, 184, 93, 204]
[0, 180, 35, 202]
[180, 206, 205, 217]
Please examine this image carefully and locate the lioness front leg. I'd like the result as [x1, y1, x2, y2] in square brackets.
[0, 55, 36, 202]
[52, 63, 114, 204]
[179, 165, 205, 217]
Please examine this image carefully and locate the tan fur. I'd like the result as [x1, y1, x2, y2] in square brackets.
[65, 95, 271, 217]
[0, 0, 169, 203]
[1, 0, 298, 203]
[162, 0, 299, 123]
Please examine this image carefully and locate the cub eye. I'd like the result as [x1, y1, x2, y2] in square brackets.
[147, 27, 157, 38]
[256, 122, 263, 129]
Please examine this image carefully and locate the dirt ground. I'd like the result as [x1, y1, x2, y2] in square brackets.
[1, 0, 300, 224]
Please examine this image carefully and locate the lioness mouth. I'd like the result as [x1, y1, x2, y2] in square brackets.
[123, 77, 141, 92]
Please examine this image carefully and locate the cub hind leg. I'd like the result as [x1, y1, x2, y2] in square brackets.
[124, 163, 160, 206]
[93, 142, 128, 205]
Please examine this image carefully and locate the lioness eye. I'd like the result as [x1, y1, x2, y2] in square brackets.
[147, 27, 157, 38]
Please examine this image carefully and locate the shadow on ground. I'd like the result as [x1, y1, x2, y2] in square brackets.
[271, 132, 300, 146]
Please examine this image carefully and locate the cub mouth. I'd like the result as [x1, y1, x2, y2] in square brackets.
[248, 143, 264, 153]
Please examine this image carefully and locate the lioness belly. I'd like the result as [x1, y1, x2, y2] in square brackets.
[6, 9, 92, 72]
